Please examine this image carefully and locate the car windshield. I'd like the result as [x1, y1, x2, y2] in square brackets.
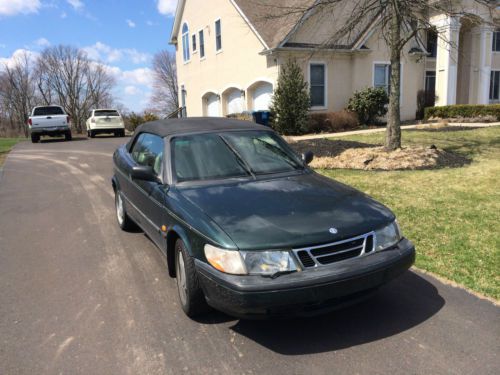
[33, 106, 64, 116]
[172, 131, 302, 182]
[94, 110, 119, 117]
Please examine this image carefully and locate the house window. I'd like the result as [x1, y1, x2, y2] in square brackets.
[199, 30, 205, 58]
[215, 19, 222, 51]
[310, 63, 326, 107]
[427, 30, 438, 58]
[493, 30, 500, 52]
[182, 23, 190, 62]
[192, 34, 197, 53]
[374, 64, 391, 93]
[490, 71, 500, 102]
[425, 71, 436, 95]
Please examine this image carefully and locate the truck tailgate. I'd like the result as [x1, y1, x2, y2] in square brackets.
[31, 115, 68, 129]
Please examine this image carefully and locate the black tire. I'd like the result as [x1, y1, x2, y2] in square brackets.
[87, 130, 90, 137]
[120, 129, 125, 137]
[175, 239, 209, 317]
[115, 189, 135, 231]
[65, 131, 72, 141]
[90, 130, 96, 138]
[114, 130, 119, 137]
[31, 134, 39, 143]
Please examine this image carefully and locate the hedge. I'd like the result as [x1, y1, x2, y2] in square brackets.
[424, 104, 500, 121]
[307, 110, 359, 134]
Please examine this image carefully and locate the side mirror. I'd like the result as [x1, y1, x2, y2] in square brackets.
[131, 165, 159, 182]
[302, 151, 314, 165]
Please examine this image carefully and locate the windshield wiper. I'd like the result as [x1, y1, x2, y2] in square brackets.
[218, 136, 256, 179]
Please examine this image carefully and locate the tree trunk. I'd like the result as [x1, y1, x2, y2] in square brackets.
[385, 6, 402, 151]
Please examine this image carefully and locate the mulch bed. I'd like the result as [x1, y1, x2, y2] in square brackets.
[290, 138, 470, 171]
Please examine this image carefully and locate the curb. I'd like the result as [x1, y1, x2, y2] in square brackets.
[412, 266, 500, 307]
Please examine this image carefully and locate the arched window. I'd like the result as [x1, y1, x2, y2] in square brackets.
[182, 23, 190, 62]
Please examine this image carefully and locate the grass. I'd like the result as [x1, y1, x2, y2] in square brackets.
[318, 126, 500, 300]
[0, 138, 24, 167]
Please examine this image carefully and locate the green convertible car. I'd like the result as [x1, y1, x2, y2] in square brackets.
[112, 118, 415, 318]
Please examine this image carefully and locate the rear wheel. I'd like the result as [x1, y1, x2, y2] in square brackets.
[175, 239, 209, 317]
[115, 189, 134, 231]
[119, 129, 125, 137]
[90, 130, 96, 138]
[65, 131, 72, 141]
[31, 134, 39, 143]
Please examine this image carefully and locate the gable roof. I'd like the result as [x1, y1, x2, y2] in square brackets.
[169, 0, 377, 51]
[232, 0, 316, 49]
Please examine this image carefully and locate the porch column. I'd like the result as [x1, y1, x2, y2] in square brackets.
[431, 15, 461, 106]
[470, 26, 493, 104]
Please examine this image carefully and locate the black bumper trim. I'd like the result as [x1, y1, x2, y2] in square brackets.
[195, 238, 415, 318]
[31, 127, 70, 136]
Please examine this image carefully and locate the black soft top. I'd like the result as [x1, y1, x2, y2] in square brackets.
[135, 117, 270, 138]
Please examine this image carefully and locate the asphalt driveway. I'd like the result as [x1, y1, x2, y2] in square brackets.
[0, 137, 498, 375]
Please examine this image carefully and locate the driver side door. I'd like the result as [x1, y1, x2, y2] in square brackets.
[128, 132, 166, 247]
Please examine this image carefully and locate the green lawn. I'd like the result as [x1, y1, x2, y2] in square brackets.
[318, 126, 500, 300]
[0, 138, 24, 167]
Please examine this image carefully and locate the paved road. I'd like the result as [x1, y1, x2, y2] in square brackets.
[0, 137, 498, 375]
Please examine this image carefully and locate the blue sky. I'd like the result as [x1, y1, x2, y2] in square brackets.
[0, 0, 178, 112]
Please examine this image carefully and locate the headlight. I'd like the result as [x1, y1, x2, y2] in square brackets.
[204, 245, 299, 275]
[374, 221, 401, 251]
[241, 251, 299, 275]
[204, 244, 246, 275]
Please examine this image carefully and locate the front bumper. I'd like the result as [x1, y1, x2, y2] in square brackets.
[195, 238, 415, 318]
[31, 126, 70, 136]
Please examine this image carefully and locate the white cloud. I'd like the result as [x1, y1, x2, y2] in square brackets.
[121, 68, 153, 86]
[66, 0, 84, 10]
[83, 42, 150, 64]
[126, 19, 136, 28]
[60, 11, 67, 18]
[35, 37, 50, 47]
[124, 85, 140, 95]
[0, 0, 41, 16]
[146, 20, 154, 26]
[0, 48, 39, 70]
[157, 0, 177, 16]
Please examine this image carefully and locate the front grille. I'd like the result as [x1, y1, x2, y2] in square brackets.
[293, 232, 375, 268]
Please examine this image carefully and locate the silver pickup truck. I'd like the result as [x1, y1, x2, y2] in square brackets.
[28, 106, 72, 143]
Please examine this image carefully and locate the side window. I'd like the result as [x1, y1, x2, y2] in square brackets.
[131, 133, 164, 176]
[215, 19, 222, 51]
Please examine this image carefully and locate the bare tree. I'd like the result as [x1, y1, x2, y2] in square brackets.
[257, 0, 496, 150]
[35, 45, 116, 132]
[0, 51, 37, 136]
[149, 50, 179, 117]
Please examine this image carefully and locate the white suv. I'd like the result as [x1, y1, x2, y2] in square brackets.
[86, 109, 125, 138]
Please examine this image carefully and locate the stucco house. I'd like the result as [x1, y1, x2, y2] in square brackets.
[169, 0, 500, 121]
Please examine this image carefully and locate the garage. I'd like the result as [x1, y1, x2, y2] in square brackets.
[251, 82, 273, 111]
[226, 89, 244, 114]
[205, 94, 220, 117]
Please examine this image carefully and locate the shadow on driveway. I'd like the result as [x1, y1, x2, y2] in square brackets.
[224, 271, 444, 355]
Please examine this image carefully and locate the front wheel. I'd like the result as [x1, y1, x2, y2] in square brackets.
[65, 131, 72, 141]
[31, 134, 39, 143]
[175, 239, 209, 317]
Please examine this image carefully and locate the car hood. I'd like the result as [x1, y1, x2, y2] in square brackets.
[177, 172, 395, 250]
